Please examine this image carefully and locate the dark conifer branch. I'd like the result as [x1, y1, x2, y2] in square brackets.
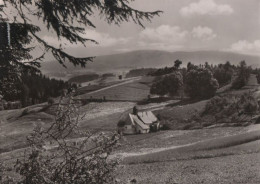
[1, 0, 162, 68]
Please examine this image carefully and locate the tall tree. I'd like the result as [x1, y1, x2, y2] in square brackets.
[232, 60, 251, 89]
[185, 68, 219, 99]
[174, 59, 182, 69]
[150, 71, 183, 97]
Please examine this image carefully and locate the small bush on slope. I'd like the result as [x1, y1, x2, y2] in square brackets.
[200, 92, 259, 126]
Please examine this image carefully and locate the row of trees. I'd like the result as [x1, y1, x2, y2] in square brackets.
[125, 68, 157, 78]
[150, 60, 251, 99]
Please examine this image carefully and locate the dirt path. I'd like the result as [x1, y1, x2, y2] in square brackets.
[113, 143, 195, 158]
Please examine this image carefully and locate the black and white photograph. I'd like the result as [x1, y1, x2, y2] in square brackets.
[0, 0, 260, 183]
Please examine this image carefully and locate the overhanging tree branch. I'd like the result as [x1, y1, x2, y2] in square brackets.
[1, 0, 162, 68]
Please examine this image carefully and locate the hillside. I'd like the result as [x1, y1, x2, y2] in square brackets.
[41, 50, 260, 77]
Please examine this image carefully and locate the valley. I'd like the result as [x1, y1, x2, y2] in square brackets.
[1, 70, 260, 183]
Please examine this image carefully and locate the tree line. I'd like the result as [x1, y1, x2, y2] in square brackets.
[0, 72, 76, 109]
[149, 60, 252, 100]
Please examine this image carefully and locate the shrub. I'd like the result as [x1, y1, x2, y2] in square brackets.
[47, 97, 55, 105]
[81, 99, 89, 106]
[160, 123, 172, 130]
[255, 116, 260, 124]
[126, 68, 157, 78]
[241, 93, 259, 114]
[117, 120, 126, 127]
[21, 108, 30, 117]
[257, 73, 260, 84]
[232, 77, 247, 89]
[157, 119, 171, 130]
[149, 66, 176, 76]
[182, 123, 193, 130]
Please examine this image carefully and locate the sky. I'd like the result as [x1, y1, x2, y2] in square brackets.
[1, 0, 260, 58]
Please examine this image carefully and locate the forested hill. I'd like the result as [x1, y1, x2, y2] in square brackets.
[41, 50, 260, 75]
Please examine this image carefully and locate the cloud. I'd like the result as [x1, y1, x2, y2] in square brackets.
[192, 26, 217, 40]
[138, 41, 184, 51]
[114, 48, 134, 53]
[42, 30, 130, 48]
[139, 25, 188, 44]
[230, 40, 260, 55]
[180, 0, 233, 16]
[140, 25, 188, 43]
[138, 25, 219, 51]
[84, 30, 130, 47]
[139, 25, 188, 50]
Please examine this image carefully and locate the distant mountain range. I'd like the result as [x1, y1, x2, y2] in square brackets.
[41, 50, 260, 77]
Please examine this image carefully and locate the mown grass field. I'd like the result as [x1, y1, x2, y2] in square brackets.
[76, 79, 123, 95]
[77, 76, 154, 102]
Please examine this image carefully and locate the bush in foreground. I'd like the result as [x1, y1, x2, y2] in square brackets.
[0, 94, 120, 183]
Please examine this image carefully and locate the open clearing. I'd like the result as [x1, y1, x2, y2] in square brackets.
[77, 76, 153, 102]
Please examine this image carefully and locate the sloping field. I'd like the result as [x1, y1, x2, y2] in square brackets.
[0, 104, 54, 153]
[79, 102, 135, 131]
[0, 100, 136, 154]
[116, 126, 247, 154]
[155, 100, 208, 130]
[123, 130, 260, 164]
